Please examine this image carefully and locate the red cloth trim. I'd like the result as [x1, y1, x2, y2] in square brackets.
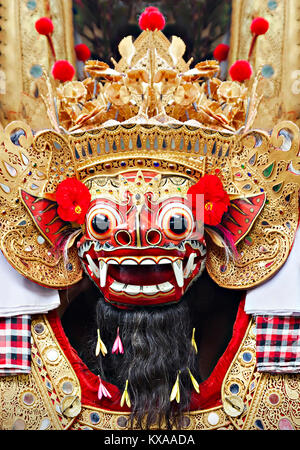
[47, 296, 249, 412]
[191, 295, 249, 410]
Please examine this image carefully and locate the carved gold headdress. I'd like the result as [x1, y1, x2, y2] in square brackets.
[0, 25, 299, 291]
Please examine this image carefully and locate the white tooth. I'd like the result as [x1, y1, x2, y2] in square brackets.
[178, 242, 185, 252]
[183, 253, 197, 279]
[158, 282, 173, 292]
[110, 281, 125, 292]
[79, 241, 93, 257]
[107, 259, 118, 265]
[200, 245, 207, 257]
[140, 259, 156, 265]
[158, 258, 171, 265]
[86, 254, 99, 278]
[172, 259, 184, 287]
[85, 241, 92, 251]
[99, 260, 108, 287]
[124, 284, 141, 295]
[200, 258, 206, 274]
[142, 285, 159, 295]
[121, 259, 138, 265]
[94, 241, 102, 251]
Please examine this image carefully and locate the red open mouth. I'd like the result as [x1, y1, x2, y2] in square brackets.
[78, 240, 206, 307]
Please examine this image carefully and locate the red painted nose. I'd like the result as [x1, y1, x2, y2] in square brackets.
[114, 229, 132, 246]
[144, 228, 162, 246]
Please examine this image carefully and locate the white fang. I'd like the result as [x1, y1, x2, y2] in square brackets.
[172, 259, 184, 288]
[86, 254, 99, 278]
[183, 253, 197, 279]
[99, 260, 108, 287]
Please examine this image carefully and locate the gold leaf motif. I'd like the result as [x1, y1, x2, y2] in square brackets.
[120, 379, 131, 408]
[187, 368, 200, 394]
[170, 371, 181, 403]
[191, 328, 198, 354]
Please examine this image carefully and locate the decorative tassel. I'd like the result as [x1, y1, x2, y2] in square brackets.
[248, 17, 269, 60]
[191, 328, 198, 354]
[35, 17, 56, 60]
[120, 379, 131, 408]
[46, 35, 57, 60]
[170, 371, 181, 403]
[187, 368, 200, 394]
[95, 329, 107, 357]
[112, 327, 124, 355]
[97, 376, 112, 400]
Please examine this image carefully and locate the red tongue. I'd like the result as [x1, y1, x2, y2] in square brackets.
[108, 264, 174, 285]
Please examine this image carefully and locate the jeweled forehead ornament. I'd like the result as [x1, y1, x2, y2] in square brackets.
[0, 19, 299, 308]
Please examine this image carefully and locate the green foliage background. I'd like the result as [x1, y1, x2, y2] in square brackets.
[72, 0, 232, 65]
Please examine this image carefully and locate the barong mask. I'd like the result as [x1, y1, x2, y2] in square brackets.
[77, 171, 207, 308]
[0, 28, 299, 309]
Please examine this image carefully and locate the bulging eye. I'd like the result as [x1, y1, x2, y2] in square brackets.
[92, 214, 110, 235]
[169, 214, 188, 235]
[158, 203, 194, 240]
[86, 203, 121, 240]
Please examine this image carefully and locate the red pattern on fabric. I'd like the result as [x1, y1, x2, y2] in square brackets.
[0, 315, 31, 375]
[256, 315, 300, 372]
[48, 296, 249, 411]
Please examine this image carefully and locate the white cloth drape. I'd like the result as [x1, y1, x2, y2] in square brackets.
[245, 227, 300, 316]
[0, 251, 60, 317]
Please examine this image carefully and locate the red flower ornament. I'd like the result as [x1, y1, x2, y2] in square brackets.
[139, 6, 166, 31]
[56, 178, 91, 224]
[188, 174, 230, 226]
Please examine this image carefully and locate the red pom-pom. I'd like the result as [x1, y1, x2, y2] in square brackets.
[56, 178, 91, 224]
[142, 6, 159, 12]
[75, 43, 91, 62]
[229, 60, 253, 82]
[250, 17, 269, 35]
[139, 6, 166, 31]
[188, 174, 230, 226]
[52, 60, 75, 82]
[35, 17, 54, 35]
[213, 43, 230, 62]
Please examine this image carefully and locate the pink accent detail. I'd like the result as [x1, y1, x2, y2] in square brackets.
[97, 376, 112, 400]
[112, 327, 124, 354]
[265, 261, 274, 268]
[216, 224, 239, 258]
[278, 418, 294, 430]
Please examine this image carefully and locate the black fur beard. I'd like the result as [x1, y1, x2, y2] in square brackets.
[93, 298, 199, 430]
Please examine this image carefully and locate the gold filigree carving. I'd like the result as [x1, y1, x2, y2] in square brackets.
[0, 0, 75, 130]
